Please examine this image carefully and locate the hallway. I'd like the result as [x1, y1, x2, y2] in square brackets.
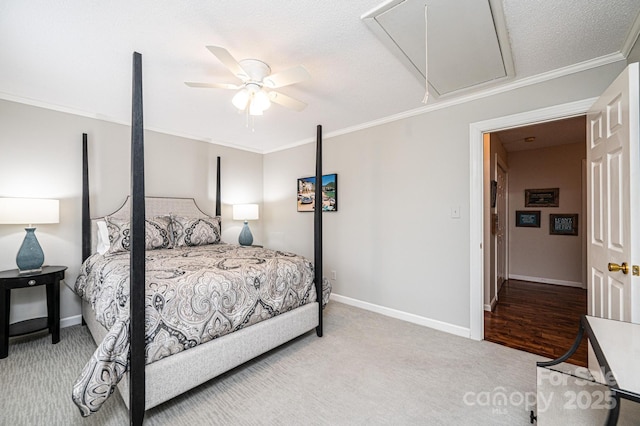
[484, 279, 587, 366]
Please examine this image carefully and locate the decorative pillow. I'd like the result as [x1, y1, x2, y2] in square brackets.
[171, 215, 221, 247]
[96, 220, 110, 254]
[105, 215, 173, 254]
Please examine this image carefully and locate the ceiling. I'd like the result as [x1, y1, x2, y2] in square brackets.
[1, 0, 639, 153]
[494, 116, 586, 153]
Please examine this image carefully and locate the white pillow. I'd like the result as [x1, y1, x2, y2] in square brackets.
[96, 220, 110, 254]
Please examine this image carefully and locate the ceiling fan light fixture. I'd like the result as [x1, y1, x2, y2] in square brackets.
[249, 102, 264, 116]
[232, 88, 250, 110]
[253, 89, 271, 111]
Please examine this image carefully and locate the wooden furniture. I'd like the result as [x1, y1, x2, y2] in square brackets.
[533, 315, 640, 425]
[79, 52, 324, 425]
[0, 265, 67, 359]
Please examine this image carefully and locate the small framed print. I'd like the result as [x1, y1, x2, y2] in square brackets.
[525, 188, 559, 207]
[550, 214, 578, 236]
[516, 210, 541, 228]
[297, 173, 338, 212]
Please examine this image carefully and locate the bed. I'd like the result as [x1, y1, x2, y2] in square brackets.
[71, 53, 327, 425]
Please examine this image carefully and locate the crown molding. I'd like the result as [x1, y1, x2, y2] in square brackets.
[2, 51, 628, 157]
[266, 53, 625, 154]
[621, 10, 640, 57]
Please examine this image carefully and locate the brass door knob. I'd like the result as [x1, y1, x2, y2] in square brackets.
[608, 262, 629, 274]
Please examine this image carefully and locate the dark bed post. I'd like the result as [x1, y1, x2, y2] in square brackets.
[216, 156, 221, 216]
[129, 51, 146, 426]
[82, 133, 90, 263]
[314, 125, 323, 337]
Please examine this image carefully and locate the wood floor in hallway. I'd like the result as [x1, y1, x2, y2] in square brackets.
[484, 279, 587, 367]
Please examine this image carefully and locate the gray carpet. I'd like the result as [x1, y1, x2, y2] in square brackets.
[0, 302, 543, 425]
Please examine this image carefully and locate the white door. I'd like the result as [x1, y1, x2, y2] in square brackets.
[587, 62, 640, 323]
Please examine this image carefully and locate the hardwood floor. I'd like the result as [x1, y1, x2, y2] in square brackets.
[484, 279, 587, 367]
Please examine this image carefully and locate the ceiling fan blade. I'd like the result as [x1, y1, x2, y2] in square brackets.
[206, 45, 248, 80]
[263, 65, 310, 88]
[268, 91, 307, 111]
[184, 82, 241, 90]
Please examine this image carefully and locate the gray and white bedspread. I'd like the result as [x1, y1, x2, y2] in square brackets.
[71, 244, 329, 416]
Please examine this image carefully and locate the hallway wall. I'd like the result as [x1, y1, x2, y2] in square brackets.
[508, 141, 586, 287]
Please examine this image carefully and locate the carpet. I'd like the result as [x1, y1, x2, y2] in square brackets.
[0, 302, 542, 425]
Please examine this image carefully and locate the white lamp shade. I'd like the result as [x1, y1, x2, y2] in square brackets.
[232, 88, 250, 110]
[253, 90, 271, 111]
[0, 198, 59, 225]
[233, 204, 259, 221]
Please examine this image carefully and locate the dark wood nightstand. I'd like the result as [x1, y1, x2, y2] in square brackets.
[0, 265, 67, 359]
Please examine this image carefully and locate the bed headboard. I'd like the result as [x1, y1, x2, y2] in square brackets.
[99, 196, 211, 220]
[81, 130, 222, 261]
[89, 196, 213, 253]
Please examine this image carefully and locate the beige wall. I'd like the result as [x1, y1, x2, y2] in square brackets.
[264, 61, 625, 333]
[0, 60, 627, 335]
[0, 99, 263, 325]
[508, 142, 586, 286]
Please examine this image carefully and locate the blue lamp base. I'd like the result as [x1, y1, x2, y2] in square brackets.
[238, 221, 254, 246]
[16, 227, 45, 274]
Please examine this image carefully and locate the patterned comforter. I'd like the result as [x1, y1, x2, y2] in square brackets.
[71, 244, 328, 416]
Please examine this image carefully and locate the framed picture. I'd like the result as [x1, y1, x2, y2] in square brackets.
[525, 188, 559, 207]
[297, 173, 338, 212]
[515, 210, 541, 227]
[490, 180, 497, 208]
[549, 214, 578, 236]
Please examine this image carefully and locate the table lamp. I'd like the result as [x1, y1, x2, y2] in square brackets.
[232, 204, 259, 246]
[0, 198, 59, 273]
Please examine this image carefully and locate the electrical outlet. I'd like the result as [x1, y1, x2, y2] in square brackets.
[331, 270, 337, 280]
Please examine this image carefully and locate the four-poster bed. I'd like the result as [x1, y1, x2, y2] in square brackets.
[72, 52, 327, 425]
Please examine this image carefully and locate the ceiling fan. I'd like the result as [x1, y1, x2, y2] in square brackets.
[185, 46, 310, 116]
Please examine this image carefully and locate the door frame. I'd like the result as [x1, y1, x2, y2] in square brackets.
[469, 97, 597, 340]
[494, 155, 508, 300]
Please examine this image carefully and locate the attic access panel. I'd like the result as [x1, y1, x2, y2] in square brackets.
[363, 0, 508, 97]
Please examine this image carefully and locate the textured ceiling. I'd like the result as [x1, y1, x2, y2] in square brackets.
[495, 116, 586, 152]
[0, 0, 639, 153]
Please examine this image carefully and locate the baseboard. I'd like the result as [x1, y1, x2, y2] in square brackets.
[509, 274, 585, 289]
[329, 293, 470, 338]
[483, 296, 497, 312]
[61, 314, 83, 329]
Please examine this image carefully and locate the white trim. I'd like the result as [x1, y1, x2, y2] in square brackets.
[621, 11, 640, 58]
[0, 92, 264, 154]
[61, 314, 82, 329]
[508, 274, 585, 289]
[484, 295, 497, 312]
[267, 55, 624, 154]
[330, 293, 470, 338]
[469, 97, 597, 341]
[1, 53, 624, 156]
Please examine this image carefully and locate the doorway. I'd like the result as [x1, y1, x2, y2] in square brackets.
[468, 98, 596, 341]
[481, 117, 588, 364]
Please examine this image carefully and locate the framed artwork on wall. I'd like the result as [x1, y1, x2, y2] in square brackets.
[549, 213, 578, 236]
[297, 173, 338, 212]
[490, 180, 497, 208]
[515, 210, 541, 227]
[524, 188, 559, 207]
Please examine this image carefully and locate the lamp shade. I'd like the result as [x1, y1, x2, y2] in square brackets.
[0, 198, 59, 225]
[233, 204, 259, 221]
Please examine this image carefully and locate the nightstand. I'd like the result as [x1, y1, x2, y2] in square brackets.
[0, 265, 67, 359]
